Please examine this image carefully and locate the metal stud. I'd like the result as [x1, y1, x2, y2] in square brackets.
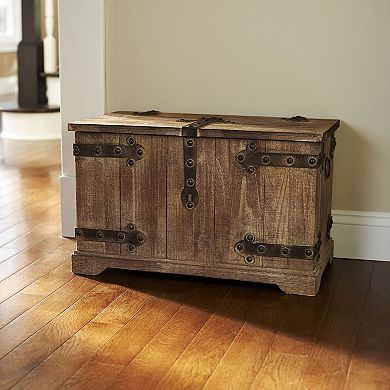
[187, 178, 195, 187]
[286, 156, 294, 165]
[248, 142, 257, 150]
[308, 157, 317, 166]
[75, 229, 82, 237]
[118, 232, 125, 241]
[137, 234, 145, 242]
[73, 146, 80, 155]
[262, 155, 270, 164]
[186, 159, 194, 167]
[96, 231, 104, 239]
[245, 256, 255, 264]
[128, 136, 135, 145]
[257, 244, 266, 253]
[114, 146, 122, 155]
[281, 247, 290, 256]
[245, 233, 255, 242]
[127, 159, 135, 167]
[128, 244, 135, 253]
[236, 243, 244, 251]
[247, 166, 255, 174]
[186, 139, 194, 147]
[305, 249, 313, 257]
[94, 147, 102, 155]
[137, 148, 144, 156]
[127, 223, 135, 231]
[186, 202, 194, 210]
[236, 154, 245, 162]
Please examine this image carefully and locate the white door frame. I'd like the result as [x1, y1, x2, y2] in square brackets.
[59, 0, 106, 237]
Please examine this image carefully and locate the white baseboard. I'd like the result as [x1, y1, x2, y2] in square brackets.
[60, 175, 76, 237]
[332, 210, 390, 262]
[59, 180, 390, 262]
[1, 111, 61, 140]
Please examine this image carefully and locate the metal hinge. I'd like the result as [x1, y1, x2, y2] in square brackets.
[75, 224, 146, 253]
[236, 142, 324, 174]
[234, 233, 321, 264]
[180, 116, 234, 210]
[73, 136, 145, 167]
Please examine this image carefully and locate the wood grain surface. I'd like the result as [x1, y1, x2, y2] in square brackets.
[0, 139, 388, 390]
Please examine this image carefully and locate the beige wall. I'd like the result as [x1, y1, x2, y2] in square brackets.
[106, 0, 390, 213]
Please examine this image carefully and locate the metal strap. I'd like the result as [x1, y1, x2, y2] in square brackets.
[234, 233, 321, 263]
[236, 142, 324, 173]
[181, 138, 199, 210]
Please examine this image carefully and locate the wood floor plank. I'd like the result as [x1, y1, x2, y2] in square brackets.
[0, 261, 74, 328]
[12, 275, 186, 389]
[0, 241, 74, 304]
[344, 261, 390, 390]
[154, 283, 260, 390]
[73, 280, 232, 390]
[296, 260, 374, 390]
[0, 282, 125, 389]
[0, 275, 99, 359]
[0, 235, 67, 282]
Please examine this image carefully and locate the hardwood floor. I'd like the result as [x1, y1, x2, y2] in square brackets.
[0, 139, 389, 390]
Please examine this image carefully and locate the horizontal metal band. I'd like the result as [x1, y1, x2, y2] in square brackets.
[75, 227, 146, 251]
[73, 143, 145, 162]
[236, 143, 324, 173]
[234, 233, 321, 263]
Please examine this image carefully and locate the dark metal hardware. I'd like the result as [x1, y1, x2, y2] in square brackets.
[73, 142, 145, 166]
[284, 115, 309, 122]
[179, 116, 234, 210]
[132, 110, 160, 116]
[181, 116, 234, 138]
[324, 157, 331, 178]
[75, 226, 146, 249]
[234, 233, 321, 262]
[236, 143, 324, 172]
[181, 137, 199, 210]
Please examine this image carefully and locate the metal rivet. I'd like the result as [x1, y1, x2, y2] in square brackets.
[127, 159, 135, 167]
[94, 147, 102, 155]
[186, 202, 194, 210]
[75, 229, 82, 237]
[128, 136, 135, 145]
[262, 156, 270, 164]
[245, 256, 255, 264]
[309, 157, 317, 166]
[186, 159, 194, 167]
[236, 243, 244, 251]
[257, 245, 266, 253]
[286, 157, 294, 165]
[305, 249, 313, 257]
[186, 139, 194, 147]
[187, 178, 195, 187]
[245, 233, 255, 242]
[247, 166, 255, 174]
[128, 244, 135, 253]
[118, 232, 125, 240]
[137, 234, 144, 242]
[137, 148, 144, 156]
[73, 146, 80, 155]
[249, 142, 257, 150]
[128, 223, 135, 231]
[96, 231, 104, 239]
[281, 247, 290, 256]
[236, 154, 245, 162]
[114, 146, 122, 155]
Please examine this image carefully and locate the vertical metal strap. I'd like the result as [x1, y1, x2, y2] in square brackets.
[181, 138, 199, 210]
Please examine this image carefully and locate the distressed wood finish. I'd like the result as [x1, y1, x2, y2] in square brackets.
[71, 111, 339, 296]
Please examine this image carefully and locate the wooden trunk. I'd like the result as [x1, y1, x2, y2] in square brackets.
[70, 111, 339, 296]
